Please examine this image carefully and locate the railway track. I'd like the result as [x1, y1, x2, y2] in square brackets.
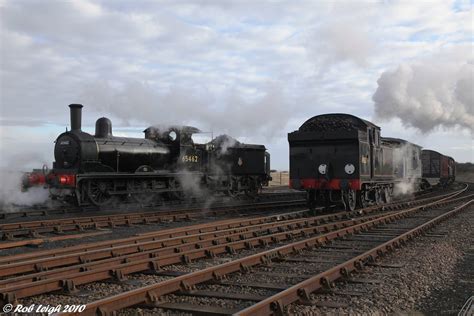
[0, 199, 307, 242]
[0, 184, 468, 312]
[0, 184, 450, 243]
[0, 191, 306, 220]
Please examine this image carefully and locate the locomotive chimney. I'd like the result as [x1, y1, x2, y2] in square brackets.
[69, 103, 83, 132]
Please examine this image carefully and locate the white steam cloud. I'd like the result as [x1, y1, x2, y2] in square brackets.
[0, 145, 52, 209]
[373, 60, 474, 133]
[79, 81, 292, 139]
[0, 170, 50, 211]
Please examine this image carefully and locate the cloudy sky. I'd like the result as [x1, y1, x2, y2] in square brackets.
[0, 0, 472, 171]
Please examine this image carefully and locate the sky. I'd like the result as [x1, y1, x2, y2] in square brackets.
[0, 0, 472, 171]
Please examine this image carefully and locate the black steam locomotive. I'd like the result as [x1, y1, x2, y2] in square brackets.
[288, 113, 455, 211]
[48, 104, 271, 206]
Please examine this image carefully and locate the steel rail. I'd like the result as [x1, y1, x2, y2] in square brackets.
[60, 187, 469, 316]
[235, 198, 474, 315]
[0, 184, 461, 262]
[0, 210, 358, 279]
[0, 191, 307, 220]
[0, 208, 316, 267]
[0, 213, 388, 301]
[1, 198, 306, 230]
[0, 199, 307, 240]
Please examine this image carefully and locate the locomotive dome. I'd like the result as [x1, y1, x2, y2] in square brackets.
[299, 113, 379, 132]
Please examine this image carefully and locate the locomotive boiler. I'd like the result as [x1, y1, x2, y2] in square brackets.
[48, 104, 271, 206]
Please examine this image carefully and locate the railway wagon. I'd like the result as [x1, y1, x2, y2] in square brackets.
[288, 113, 422, 211]
[421, 150, 456, 187]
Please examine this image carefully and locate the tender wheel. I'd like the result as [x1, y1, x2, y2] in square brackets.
[307, 189, 317, 212]
[87, 180, 114, 206]
[343, 189, 357, 211]
[375, 189, 383, 205]
[244, 179, 259, 198]
[383, 187, 392, 204]
[357, 190, 369, 208]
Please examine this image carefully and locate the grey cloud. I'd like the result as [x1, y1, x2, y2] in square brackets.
[308, 21, 375, 71]
[1, 0, 473, 168]
[78, 80, 293, 139]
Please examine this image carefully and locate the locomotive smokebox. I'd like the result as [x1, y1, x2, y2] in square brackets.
[95, 117, 113, 138]
[69, 103, 83, 132]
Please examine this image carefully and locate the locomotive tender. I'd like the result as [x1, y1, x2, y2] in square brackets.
[288, 113, 453, 211]
[49, 104, 271, 206]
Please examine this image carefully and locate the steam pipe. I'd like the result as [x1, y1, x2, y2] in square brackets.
[69, 104, 83, 132]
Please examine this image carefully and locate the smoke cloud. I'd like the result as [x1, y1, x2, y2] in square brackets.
[0, 170, 50, 211]
[373, 60, 474, 133]
[79, 81, 292, 139]
[0, 142, 52, 209]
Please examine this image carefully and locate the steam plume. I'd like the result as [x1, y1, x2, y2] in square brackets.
[0, 170, 50, 211]
[373, 61, 473, 133]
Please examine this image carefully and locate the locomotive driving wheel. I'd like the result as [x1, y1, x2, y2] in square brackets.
[128, 180, 156, 206]
[383, 187, 392, 203]
[375, 188, 383, 205]
[225, 177, 239, 198]
[357, 190, 369, 208]
[167, 178, 184, 200]
[87, 180, 114, 206]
